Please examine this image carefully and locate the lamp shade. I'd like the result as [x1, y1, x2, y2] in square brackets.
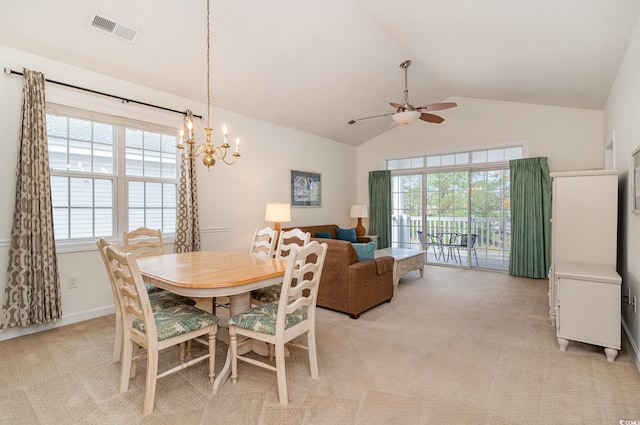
[265, 203, 291, 222]
[392, 110, 420, 125]
[350, 204, 368, 218]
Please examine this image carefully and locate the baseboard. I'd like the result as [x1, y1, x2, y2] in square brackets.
[0, 305, 115, 342]
[621, 316, 640, 373]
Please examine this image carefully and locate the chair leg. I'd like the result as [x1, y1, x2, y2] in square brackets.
[275, 341, 288, 405]
[113, 308, 123, 363]
[208, 327, 217, 382]
[180, 342, 186, 363]
[230, 327, 238, 384]
[307, 329, 319, 379]
[142, 347, 159, 415]
[130, 344, 140, 378]
[119, 338, 133, 393]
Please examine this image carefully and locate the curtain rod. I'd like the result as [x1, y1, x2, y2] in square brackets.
[3, 67, 202, 119]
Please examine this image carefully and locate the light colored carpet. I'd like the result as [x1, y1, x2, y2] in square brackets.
[1, 266, 640, 425]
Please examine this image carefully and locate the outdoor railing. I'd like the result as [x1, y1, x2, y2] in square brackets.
[392, 215, 511, 265]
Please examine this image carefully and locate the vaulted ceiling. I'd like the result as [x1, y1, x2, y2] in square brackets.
[1, 0, 639, 146]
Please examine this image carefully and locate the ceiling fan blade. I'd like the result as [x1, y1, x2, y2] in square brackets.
[416, 102, 457, 112]
[420, 113, 445, 124]
[390, 102, 406, 111]
[347, 112, 393, 125]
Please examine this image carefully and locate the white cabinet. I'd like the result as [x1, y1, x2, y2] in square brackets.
[555, 261, 621, 361]
[549, 170, 620, 361]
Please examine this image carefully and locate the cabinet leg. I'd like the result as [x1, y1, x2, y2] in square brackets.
[557, 337, 569, 352]
[604, 348, 618, 362]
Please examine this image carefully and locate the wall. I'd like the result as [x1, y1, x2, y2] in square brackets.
[0, 45, 357, 341]
[604, 15, 640, 370]
[356, 96, 604, 220]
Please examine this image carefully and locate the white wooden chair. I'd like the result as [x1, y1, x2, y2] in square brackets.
[249, 226, 278, 258]
[229, 240, 328, 405]
[97, 238, 198, 364]
[275, 228, 311, 260]
[250, 228, 310, 305]
[123, 227, 164, 258]
[104, 243, 218, 415]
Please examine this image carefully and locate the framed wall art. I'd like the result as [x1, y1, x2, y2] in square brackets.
[291, 169, 321, 207]
[633, 146, 640, 214]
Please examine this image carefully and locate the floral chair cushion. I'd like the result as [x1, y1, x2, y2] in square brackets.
[133, 304, 219, 341]
[250, 284, 282, 304]
[148, 291, 196, 312]
[229, 302, 307, 335]
[144, 282, 164, 294]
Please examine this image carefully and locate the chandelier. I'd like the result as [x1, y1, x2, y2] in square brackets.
[177, 0, 240, 168]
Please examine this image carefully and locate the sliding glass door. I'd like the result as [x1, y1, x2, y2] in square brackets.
[391, 168, 510, 271]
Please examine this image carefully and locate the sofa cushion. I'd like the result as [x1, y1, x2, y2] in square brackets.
[352, 242, 377, 262]
[336, 227, 358, 243]
[315, 231, 332, 239]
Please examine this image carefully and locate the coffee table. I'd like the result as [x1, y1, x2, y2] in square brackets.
[374, 247, 426, 295]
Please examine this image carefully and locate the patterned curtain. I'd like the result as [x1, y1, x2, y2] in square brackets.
[174, 154, 200, 253]
[2, 69, 62, 329]
[368, 170, 392, 249]
[509, 157, 552, 278]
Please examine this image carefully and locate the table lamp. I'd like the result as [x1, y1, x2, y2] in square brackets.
[350, 204, 369, 237]
[265, 203, 291, 233]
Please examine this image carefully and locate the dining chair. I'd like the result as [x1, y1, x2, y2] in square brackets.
[276, 228, 311, 260]
[123, 227, 164, 257]
[104, 243, 219, 415]
[229, 240, 328, 405]
[97, 238, 198, 364]
[123, 227, 166, 293]
[249, 226, 278, 258]
[250, 228, 311, 305]
[216, 227, 279, 314]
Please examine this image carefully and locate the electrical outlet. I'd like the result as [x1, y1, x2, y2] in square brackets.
[67, 275, 79, 289]
[629, 288, 632, 304]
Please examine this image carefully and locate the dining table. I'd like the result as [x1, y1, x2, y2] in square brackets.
[135, 250, 287, 393]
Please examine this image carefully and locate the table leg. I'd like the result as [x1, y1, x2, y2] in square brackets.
[212, 292, 250, 393]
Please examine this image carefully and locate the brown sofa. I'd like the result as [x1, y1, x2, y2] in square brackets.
[283, 224, 394, 319]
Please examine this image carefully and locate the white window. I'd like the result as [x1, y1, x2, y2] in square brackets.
[387, 145, 523, 171]
[46, 104, 179, 241]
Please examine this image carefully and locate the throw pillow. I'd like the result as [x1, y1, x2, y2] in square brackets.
[352, 242, 377, 262]
[336, 227, 358, 243]
[315, 231, 332, 239]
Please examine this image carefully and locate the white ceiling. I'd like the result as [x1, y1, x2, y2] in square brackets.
[1, 0, 639, 146]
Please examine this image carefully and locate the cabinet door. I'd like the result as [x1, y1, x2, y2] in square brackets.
[557, 277, 620, 349]
[552, 175, 617, 266]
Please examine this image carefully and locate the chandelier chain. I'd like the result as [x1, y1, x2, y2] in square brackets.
[207, 0, 211, 128]
[176, 0, 241, 168]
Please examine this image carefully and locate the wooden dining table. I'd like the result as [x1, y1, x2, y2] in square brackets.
[136, 250, 287, 393]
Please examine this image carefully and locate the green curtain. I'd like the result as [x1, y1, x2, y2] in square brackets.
[509, 157, 552, 278]
[369, 170, 391, 249]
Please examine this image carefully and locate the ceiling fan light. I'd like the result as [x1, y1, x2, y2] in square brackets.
[392, 110, 420, 125]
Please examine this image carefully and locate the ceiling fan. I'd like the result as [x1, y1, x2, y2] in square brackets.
[347, 59, 456, 129]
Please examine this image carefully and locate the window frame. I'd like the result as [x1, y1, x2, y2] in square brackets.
[46, 103, 180, 253]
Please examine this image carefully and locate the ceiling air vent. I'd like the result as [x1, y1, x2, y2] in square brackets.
[89, 14, 139, 43]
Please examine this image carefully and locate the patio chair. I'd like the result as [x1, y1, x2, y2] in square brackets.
[417, 230, 444, 261]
